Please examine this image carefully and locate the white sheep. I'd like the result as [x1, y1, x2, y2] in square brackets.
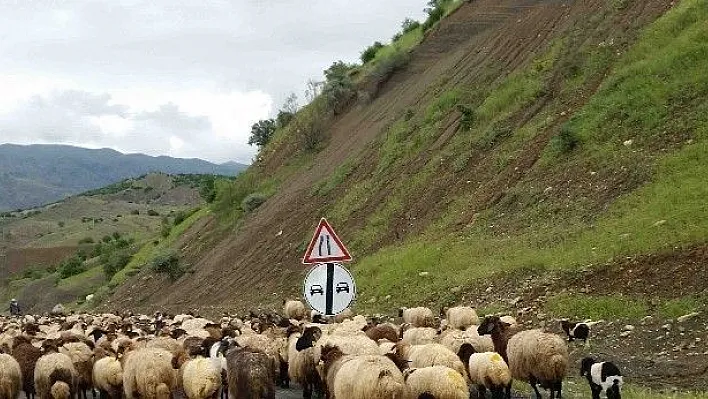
[0, 352, 22, 399]
[404, 366, 469, 399]
[507, 330, 568, 399]
[401, 327, 438, 345]
[180, 357, 221, 399]
[438, 328, 494, 354]
[283, 300, 307, 321]
[34, 352, 77, 399]
[394, 343, 467, 381]
[92, 356, 123, 399]
[462, 347, 512, 399]
[445, 307, 479, 330]
[122, 348, 175, 399]
[320, 346, 407, 399]
[399, 307, 435, 327]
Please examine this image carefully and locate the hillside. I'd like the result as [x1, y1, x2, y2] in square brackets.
[0, 144, 246, 210]
[0, 173, 221, 312]
[94, 0, 707, 393]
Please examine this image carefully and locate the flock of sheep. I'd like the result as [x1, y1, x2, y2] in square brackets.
[0, 300, 623, 399]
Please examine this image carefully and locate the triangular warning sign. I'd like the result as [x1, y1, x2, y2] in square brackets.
[302, 218, 353, 264]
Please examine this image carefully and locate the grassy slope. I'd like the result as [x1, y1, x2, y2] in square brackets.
[349, 0, 707, 309]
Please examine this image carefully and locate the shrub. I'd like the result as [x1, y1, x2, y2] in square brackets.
[248, 119, 277, 148]
[241, 193, 267, 213]
[147, 209, 160, 216]
[58, 221, 65, 228]
[112, 232, 121, 240]
[151, 251, 185, 281]
[367, 49, 411, 98]
[22, 268, 44, 280]
[361, 41, 385, 64]
[78, 237, 95, 244]
[457, 104, 475, 131]
[102, 252, 132, 278]
[173, 211, 187, 226]
[58, 257, 86, 279]
[401, 18, 421, 34]
[552, 125, 581, 154]
[130, 209, 140, 215]
[102, 235, 112, 243]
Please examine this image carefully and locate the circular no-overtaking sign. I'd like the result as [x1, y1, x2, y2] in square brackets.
[303, 263, 355, 316]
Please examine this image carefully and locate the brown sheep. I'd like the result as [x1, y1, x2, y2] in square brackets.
[225, 346, 275, 399]
[12, 335, 42, 399]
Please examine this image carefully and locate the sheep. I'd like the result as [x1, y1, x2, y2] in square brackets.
[398, 307, 435, 327]
[11, 335, 42, 399]
[323, 345, 407, 399]
[333, 308, 354, 323]
[34, 349, 77, 399]
[235, 332, 284, 386]
[288, 327, 323, 398]
[92, 354, 123, 399]
[122, 348, 175, 399]
[458, 344, 511, 399]
[50, 305, 66, 317]
[363, 323, 399, 343]
[180, 357, 221, 399]
[284, 300, 307, 321]
[499, 316, 517, 327]
[561, 320, 601, 348]
[225, 346, 275, 399]
[438, 328, 494, 354]
[393, 343, 467, 381]
[0, 352, 22, 399]
[443, 307, 479, 330]
[58, 342, 93, 399]
[401, 327, 438, 345]
[403, 366, 468, 399]
[476, 316, 522, 364]
[580, 357, 623, 399]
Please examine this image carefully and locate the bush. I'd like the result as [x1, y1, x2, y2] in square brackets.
[130, 209, 140, 215]
[552, 125, 581, 154]
[366, 49, 411, 98]
[58, 257, 86, 279]
[102, 235, 112, 243]
[102, 252, 132, 278]
[151, 251, 185, 281]
[78, 237, 95, 244]
[361, 41, 385, 64]
[22, 268, 44, 280]
[241, 193, 267, 213]
[147, 209, 160, 216]
[58, 221, 65, 228]
[457, 104, 475, 131]
[401, 18, 421, 34]
[173, 211, 187, 226]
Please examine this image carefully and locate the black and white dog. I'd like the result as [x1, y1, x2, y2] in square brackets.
[580, 357, 624, 399]
[561, 319, 601, 347]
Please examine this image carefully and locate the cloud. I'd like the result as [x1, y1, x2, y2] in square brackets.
[0, 1, 428, 163]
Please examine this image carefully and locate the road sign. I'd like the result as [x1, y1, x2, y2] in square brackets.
[303, 263, 356, 316]
[302, 218, 352, 264]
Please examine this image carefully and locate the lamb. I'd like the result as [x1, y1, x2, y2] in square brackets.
[393, 343, 467, 381]
[284, 300, 307, 321]
[34, 346, 77, 399]
[403, 366, 469, 399]
[398, 307, 435, 328]
[319, 345, 407, 399]
[225, 346, 275, 399]
[443, 307, 479, 330]
[0, 352, 22, 399]
[560, 320, 600, 348]
[457, 344, 511, 399]
[180, 357, 221, 399]
[11, 335, 42, 399]
[122, 348, 176, 399]
[478, 316, 567, 399]
[580, 357, 623, 399]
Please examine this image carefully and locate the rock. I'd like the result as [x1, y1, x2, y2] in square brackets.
[679, 326, 686, 333]
[384, 295, 391, 300]
[623, 139, 633, 146]
[653, 219, 667, 227]
[662, 324, 672, 331]
[641, 316, 653, 325]
[620, 331, 632, 338]
[450, 286, 462, 294]
[508, 296, 522, 306]
[485, 286, 493, 293]
[418, 271, 430, 277]
[677, 312, 700, 323]
[367, 297, 377, 304]
[623, 325, 635, 331]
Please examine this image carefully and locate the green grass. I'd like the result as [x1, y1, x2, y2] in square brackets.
[312, 159, 356, 196]
[658, 297, 704, 319]
[545, 294, 649, 320]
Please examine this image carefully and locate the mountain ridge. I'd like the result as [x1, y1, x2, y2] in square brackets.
[0, 143, 246, 210]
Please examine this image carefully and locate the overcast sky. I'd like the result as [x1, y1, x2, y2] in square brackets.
[0, 1, 428, 164]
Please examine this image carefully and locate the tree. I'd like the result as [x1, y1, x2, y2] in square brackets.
[248, 119, 277, 148]
[401, 18, 421, 34]
[361, 41, 384, 63]
[276, 93, 298, 129]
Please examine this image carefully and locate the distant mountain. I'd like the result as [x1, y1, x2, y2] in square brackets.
[0, 144, 247, 210]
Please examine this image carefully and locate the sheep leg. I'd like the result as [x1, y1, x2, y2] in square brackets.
[554, 380, 562, 399]
[590, 384, 602, 399]
[529, 377, 542, 399]
[505, 383, 512, 399]
[303, 383, 312, 399]
[477, 385, 487, 399]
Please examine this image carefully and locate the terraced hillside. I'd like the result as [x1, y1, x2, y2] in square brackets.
[97, 0, 707, 393]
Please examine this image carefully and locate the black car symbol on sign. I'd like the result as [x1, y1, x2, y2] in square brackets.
[335, 282, 350, 293]
[310, 285, 324, 296]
